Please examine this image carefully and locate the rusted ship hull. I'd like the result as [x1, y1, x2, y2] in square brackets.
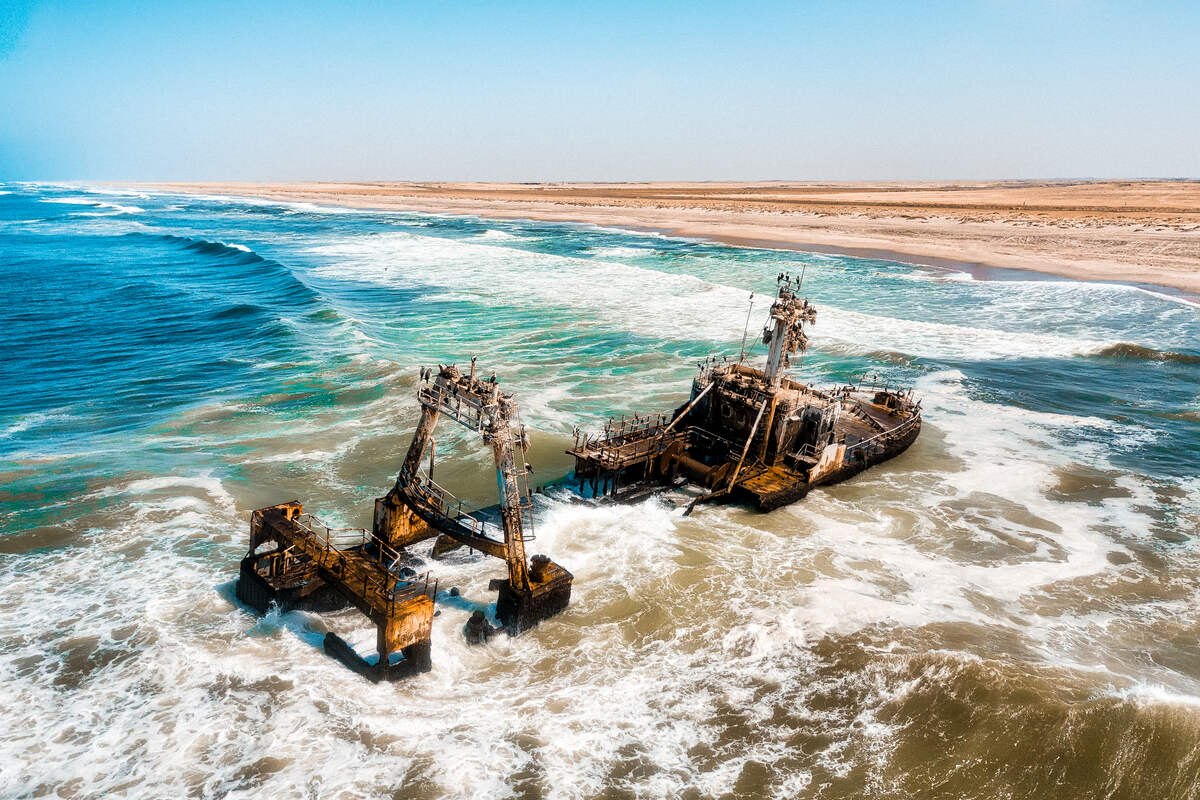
[569, 377, 922, 512]
[729, 411, 922, 511]
[569, 275, 922, 513]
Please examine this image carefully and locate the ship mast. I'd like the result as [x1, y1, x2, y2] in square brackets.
[395, 364, 534, 592]
[381, 362, 571, 633]
[762, 273, 817, 388]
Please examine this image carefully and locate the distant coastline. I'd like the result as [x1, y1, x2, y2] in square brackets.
[127, 180, 1200, 293]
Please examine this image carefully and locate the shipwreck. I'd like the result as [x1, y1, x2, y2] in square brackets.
[234, 274, 919, 680]
[236, 359, 572, 681]
[568, 274, 922, 512]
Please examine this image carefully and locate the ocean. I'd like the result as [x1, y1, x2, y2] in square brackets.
[1, 183, 1198, 799]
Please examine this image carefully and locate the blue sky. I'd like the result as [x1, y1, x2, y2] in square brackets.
[0, 0, 1196, 180]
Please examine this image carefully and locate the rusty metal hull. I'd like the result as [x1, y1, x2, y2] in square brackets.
[733, 415, 922, 511]
[570, 373, 921, 513]
[808, 415, 922, 490]
[492, 559, 574, 634]
[235, 554, 350, 614]
[236, 501, 438, 680]
[568, 278, 922, 513]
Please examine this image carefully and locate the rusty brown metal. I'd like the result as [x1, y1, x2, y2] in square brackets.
[568, 275, 923, 512]
[384, 362, 573, 633]
[234, 274, 920, 679]
[236, 359, 574, 680]
[237, 501, 437, 680]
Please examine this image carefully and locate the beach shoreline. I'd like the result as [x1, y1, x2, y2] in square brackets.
[127, 180, 1200, 293]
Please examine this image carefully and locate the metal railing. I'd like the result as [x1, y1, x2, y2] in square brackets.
[573, 403, 748, 466]
[402, 471, 499, 540]
[794, 442, 820, 461]
[845, 373, 919, 402]
[417, 382, 501, 432]
[288, 513, 437, 617]
[844, 412, 921, 458]
[391, 570, 438, 605]
[572, 411, 671, 466]
[510, 408, 537, 541]
[397, 466, 526, 552]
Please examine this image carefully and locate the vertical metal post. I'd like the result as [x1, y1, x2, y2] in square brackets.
[738, 293, 755, 364]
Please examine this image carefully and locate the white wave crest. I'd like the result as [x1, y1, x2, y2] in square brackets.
[308, 231, 1113, 361]
[472, 229, 524, 242]
[41, 196, 145, 215]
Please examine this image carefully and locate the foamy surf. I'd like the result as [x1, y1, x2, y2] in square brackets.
[2, 185, 1198, 799]
[308, 231, 1127, 362]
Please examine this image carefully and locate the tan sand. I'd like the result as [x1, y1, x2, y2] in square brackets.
[131, 181, 1200, 293]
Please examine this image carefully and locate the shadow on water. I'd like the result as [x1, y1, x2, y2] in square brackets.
[216, 578, 328, 650]
[218, 571, 502, 655]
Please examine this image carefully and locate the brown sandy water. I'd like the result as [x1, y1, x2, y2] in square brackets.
[5, 375, 1196, 799]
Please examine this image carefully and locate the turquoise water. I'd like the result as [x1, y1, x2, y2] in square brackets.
[1, 184, 1199, 798]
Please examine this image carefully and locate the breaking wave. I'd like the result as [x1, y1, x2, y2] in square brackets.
[308, 231, 1119, 363]
[130, 232, 264, 262]
[41, 196, 145, 215]
[1091, 342, 1200, 365]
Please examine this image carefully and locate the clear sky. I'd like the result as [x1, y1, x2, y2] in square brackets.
[0, 0, 1196, 181]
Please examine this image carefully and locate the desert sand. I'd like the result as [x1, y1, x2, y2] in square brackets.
[137, 181, 1200, 293]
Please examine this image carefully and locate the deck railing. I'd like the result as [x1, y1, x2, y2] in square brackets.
[406, 472, 497, 536]
[286, 513, 437, 617]
[844, 412, 921, 458]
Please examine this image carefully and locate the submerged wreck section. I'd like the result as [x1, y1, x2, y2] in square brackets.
[237, 502, 437, 680]
[236, 360, 572, 680]
[569, 274, 922, 511]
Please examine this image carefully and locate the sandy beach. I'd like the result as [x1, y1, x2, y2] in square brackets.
[134, 180, 1200, 293]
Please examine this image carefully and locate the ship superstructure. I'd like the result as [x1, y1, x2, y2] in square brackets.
[231, 276, 917, 680]
[569, 275, 922, 511]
